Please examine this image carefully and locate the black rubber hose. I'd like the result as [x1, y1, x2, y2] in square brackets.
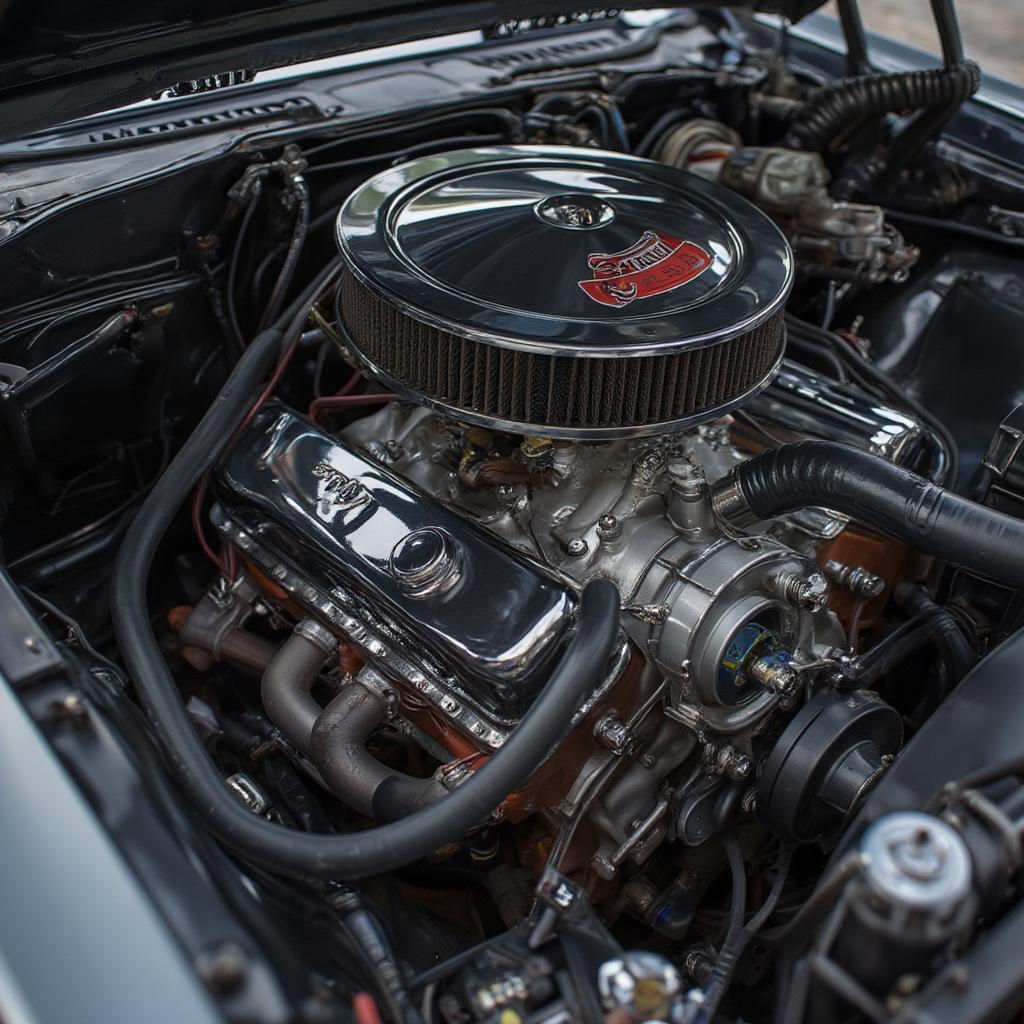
[783, 61, 980, 152]
[311, 682, 447, 821]
[110, 281, 620, 876]
[226, 184, 262, 352]
[894, 583, 975, 722]
[895, 584, 974, 680]
[839, 607, 953, 688]
[713, 440, 1024, 591]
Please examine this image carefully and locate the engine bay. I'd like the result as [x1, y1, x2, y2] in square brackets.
[4, 9, 1024, 1023]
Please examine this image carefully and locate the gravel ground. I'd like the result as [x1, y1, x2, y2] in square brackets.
[825, 0, 1022, 84]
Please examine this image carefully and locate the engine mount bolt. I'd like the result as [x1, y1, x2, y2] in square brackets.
[566, 537, 589, 558]
[683, 947, 715, 986]
[596, 514, 622, 543]
[196, 941, 250, 995]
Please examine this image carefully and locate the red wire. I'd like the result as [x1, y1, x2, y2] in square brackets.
[308, 392, 395, 425]
[337, 369, 364, 396]
[352, 993, 383, 1024]
[192, 268, 343, 573]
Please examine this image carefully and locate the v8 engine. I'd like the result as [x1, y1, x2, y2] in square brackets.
[13, 10, 1024, 1021]
[208, 147, 917, 887]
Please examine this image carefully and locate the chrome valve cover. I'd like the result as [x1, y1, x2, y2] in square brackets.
[212, 404, 579, 731]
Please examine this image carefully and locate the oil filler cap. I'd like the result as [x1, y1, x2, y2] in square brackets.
[390, 527, 462, 598]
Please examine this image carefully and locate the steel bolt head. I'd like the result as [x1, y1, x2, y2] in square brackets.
[800, 572, 830, 612]
[597, 514, 622, 542]
[566, 537, 589, 557]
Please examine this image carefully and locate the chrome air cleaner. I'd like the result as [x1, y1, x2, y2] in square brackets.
[336, 145, 792, 439]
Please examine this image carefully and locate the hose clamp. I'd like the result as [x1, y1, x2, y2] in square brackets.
[709, 470, 758, 529]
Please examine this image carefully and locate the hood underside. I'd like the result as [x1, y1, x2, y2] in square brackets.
[0, 1, 826, 145]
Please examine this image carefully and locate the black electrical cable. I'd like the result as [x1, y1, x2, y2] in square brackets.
[784, 335, 849, 383]
[894, 583, 975, 723]
[713, 439, 1024, 591]
[110, 260, 620, 878]
[699, 846, 794, 1023]
[885, 207, 1024, 250]
[693, 836, 747, 1023]
[226, 186, 263, 352]
[575, 104, 611, 147]
[0, 274, 202, 352]
[306, 133, 506, 175]
[251, 206, 340, 307]
[633, 109, 690, 157]
[0, 256, 181, 324]
[258, 176, 310, 331]
[838, 606, 958, 688]
[820, 281, 837, 331]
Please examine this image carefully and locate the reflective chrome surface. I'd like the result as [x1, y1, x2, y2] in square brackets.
[744, 360, 932, 467]
[337, 145, 793, 356]
[214, 404, 576, 726]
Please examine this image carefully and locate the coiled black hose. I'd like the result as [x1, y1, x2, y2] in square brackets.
[712, 440, 1024, 592]
[783, 61, 980, 152]
[110, 263, 621, 876]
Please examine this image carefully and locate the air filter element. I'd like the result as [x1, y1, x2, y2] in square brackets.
[336, 145, 792, 439]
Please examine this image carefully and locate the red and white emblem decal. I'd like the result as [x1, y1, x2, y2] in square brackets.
[578, 230, 712, 307]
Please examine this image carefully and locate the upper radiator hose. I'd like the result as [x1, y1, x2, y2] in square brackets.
[711, 440, 1024, 591]
[783, 62, 980, 152]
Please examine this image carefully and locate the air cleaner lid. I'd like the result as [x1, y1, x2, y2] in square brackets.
[337, 145, 792, 357]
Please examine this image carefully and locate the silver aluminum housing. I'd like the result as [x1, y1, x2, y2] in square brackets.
[341, 403, 845, 734]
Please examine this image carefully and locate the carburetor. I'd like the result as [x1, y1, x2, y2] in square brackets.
[342, 403, 843, 738]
